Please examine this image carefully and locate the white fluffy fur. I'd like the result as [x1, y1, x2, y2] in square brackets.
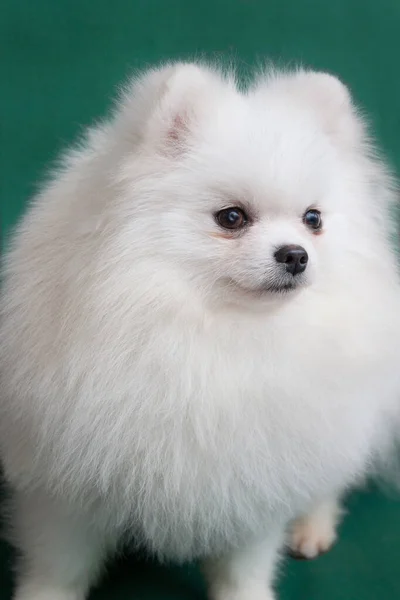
[1, 62, 400, 600]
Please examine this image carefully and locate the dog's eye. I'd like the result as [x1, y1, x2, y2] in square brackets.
[303, 209, 322, 231]
[215, 207, 248, 230]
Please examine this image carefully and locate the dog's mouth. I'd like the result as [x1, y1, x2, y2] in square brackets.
[259, 281, 298, 294]
[225, 277, 306, 297]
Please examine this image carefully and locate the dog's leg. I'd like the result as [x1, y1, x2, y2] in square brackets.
[10, 490, 111, 600]
[287, 496, 342, 560]
[204, 528, 284, 600]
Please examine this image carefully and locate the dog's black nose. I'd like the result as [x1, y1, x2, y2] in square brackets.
[274, 245, 308, 276]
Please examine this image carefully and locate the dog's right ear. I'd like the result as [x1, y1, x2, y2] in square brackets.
[119, 63, 225, 157]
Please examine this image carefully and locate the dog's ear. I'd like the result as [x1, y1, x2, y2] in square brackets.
[292, 72, 362, 145]
[119, 63, 225, 156]
[259, 70, 364, 147]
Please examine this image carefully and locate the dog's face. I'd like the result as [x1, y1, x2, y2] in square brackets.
[121, 65, 370, 306]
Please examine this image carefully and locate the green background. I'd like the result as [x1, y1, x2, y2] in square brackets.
[1, 1, 400, 598]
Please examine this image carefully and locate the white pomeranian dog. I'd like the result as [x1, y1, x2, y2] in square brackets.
[1, 62, 400, 600]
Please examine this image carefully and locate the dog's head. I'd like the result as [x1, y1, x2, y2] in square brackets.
[114, 64, 392, 308]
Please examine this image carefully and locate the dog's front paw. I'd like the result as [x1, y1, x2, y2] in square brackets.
[288, 505, 338, 560]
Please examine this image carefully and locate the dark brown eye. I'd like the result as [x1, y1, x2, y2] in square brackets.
[215, 207, 248, 230]
[303, 209, 322, 231]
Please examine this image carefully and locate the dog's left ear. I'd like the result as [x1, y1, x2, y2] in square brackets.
[260, 71, 365, 147]
[294, 72, 363, 145]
